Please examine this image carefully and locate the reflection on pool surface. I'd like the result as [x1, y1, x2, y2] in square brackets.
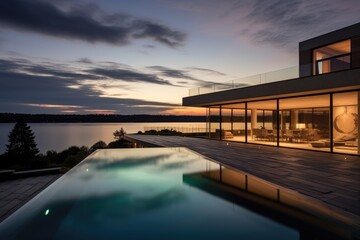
[0, 148, 351, 239]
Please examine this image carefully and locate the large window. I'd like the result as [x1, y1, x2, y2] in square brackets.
[208, 106, 220, 140]
[313, 39, 351, 75]
[279, 95, 330, 151]
[333, 92, 359, 155]
[221, 107, 232, 140]
[207, 92, 359, 155]
[247, 100, 277, 146]
[222, 103, 246, 142]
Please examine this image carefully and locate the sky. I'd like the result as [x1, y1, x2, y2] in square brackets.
[0, 0, 360, 115]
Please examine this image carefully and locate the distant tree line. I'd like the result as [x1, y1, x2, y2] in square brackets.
[0, 121, 134, 171]
[0, 113, 206, 123]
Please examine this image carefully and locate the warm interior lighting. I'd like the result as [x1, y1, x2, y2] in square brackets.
[313, 39, 351, 75]
[296, 123, 306, 129]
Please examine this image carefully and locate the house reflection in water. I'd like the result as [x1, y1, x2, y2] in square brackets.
[183, 160, 356, 240]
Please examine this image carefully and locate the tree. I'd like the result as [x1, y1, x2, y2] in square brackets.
[113, 128, 126, 141]
[89, 140, 107, 153]
[6, 121, 39, 163]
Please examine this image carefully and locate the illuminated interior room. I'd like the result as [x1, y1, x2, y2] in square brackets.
[184, 23, 360, 155]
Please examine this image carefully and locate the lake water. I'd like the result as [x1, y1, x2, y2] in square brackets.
[0, 122, 205, 154]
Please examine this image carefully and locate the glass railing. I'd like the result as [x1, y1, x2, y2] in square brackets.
[189, 66, 299, 96]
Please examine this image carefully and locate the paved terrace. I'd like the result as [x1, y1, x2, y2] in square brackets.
[0, 175, 61, 222]
[126, 135, 360, 223]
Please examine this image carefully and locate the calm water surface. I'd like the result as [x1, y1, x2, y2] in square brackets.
[0, 122, 205, 153]
[0, 148, 299, 240]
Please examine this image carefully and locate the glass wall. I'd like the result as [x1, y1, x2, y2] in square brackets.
[223, 103, 246, 142]
[247, 100, 277, 146]
[207, 91, 359, 155]
[333, 92, 359, 155]
[221, 107, 232, 140]
[208, 106, 220, 140]
[279, 95, 330, 151]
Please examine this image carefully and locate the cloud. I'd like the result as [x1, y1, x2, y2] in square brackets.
[167, 0, 360, 49]
[147, 66, 199, 81]
[77, 58, 93, 64]
[143, 44, 156, 49]
[146, 65, 238, 88]
[236, 0, 360, 47]
[0, 0, 186, 48]
[88, 68, 173, 86]
[0, 58, 180, 114]
[187, 67, 226, 76]
[0, 57, 233, 114]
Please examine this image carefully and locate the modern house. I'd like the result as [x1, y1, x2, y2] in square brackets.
[183, 23, 360, 155]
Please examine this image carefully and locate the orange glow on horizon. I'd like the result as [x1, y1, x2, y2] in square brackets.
[84, 109, 117, 114]
[160, 107, 205, 116]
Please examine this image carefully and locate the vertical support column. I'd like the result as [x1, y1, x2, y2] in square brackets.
[245, 103, 248, 143]
[251, 109, 257, 140]
[312, 108, 315, 129]
[208, 108, 211, 138]
[219, 105, 222, 141]
[262, 110, 265, 127]
[290, 110, 298, 129]
[330, 94, 333, 153]
[277, 99, 280, 147]
[231, 109, 234, 133]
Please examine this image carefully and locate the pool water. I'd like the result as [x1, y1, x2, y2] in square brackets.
[0, 148, 299, 239]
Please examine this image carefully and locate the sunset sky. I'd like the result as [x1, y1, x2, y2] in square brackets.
[1, 0, 360, 115]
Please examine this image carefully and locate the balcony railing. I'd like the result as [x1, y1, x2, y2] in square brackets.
[189, 66, 299, 96]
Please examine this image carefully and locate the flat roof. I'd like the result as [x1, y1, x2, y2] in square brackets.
[183, 68, 360, 107]
[299, 22, 360, 51]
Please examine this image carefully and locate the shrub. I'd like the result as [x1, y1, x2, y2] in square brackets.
[108, 139, 133, 148]
[89, 141, 108, 153]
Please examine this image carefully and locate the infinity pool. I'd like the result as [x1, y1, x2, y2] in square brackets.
[0, 148, 300, 239]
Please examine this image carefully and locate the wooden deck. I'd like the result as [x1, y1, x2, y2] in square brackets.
[126, 135, 360, 228]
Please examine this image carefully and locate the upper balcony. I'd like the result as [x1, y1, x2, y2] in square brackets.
[188, 66, 299, 96]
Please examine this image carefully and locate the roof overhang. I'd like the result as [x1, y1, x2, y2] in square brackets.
[183, 68, 360, 107]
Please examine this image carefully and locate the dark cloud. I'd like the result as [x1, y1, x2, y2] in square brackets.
[131, 20, 186, 47]
[230, 0, 360, 48]
[0, 0, 186, 48]
[77, 58, 93, 64]
[28, 65, 101, 80]
[88, 68, 173, 86]
[177, 81, 189, 85]
[147, 66, 199, 81]
[143, 44, 156, 49]
[187, 67, 226, 76]
[147, 65, 241, 88]
[0, 58, 179, 114]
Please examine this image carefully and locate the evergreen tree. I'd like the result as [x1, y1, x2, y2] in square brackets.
[113, 128, 126, 141]
[6, 121, 39, 162]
